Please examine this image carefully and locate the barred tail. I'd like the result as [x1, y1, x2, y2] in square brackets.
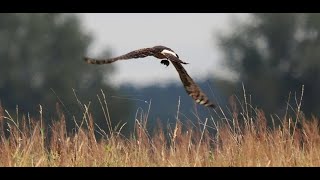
[84, 57, 118, 65]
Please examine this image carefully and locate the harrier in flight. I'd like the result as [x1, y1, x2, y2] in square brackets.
[84, 45, 216, 108]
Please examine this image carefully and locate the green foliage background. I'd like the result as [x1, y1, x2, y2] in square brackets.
[0, 13, 133, 135]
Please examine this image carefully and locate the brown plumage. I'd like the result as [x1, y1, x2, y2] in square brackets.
[84, 46, 188, 66]
[84, 45, 216, 108]
[164, 53, 216, 108]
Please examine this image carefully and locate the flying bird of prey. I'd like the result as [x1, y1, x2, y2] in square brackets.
[84, 45, 188, 67]
[84, 45, 216, 108]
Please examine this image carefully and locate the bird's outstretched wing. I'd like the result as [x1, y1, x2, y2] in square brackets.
[168, 55, 216, 108]
[84, 48, 156, 65]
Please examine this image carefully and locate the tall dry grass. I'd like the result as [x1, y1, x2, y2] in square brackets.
[1, 86, 320, 166]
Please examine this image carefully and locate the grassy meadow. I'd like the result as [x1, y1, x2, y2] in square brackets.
[1, 88, 320, 167]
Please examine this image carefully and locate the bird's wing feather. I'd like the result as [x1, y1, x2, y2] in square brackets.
[84, 48, 156, 65]
[169, 57, 216, 108]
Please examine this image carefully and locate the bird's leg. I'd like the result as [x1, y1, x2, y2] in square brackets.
[160, 59, 170, 67]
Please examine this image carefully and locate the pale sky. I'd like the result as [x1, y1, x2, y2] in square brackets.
[79, 13, 249, 88]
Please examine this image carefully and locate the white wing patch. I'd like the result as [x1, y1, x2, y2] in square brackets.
[161, 49, 178, 57]
[199, 100, 206, 105]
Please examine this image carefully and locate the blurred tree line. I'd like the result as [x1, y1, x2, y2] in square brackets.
[216, 13, 320, 118]
[0, 13, 133, 136]
[3, 13, 320, 138]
